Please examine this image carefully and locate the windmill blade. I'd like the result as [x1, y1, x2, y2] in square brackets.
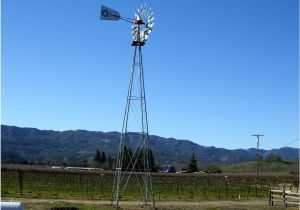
[145, 8, 152, 17]
[147, 14, 153, 20]
[133, 35, 138, 40]
[131, 3, 154, 42]
[148, 17, 154, 23]
[148, 23, 155, 28]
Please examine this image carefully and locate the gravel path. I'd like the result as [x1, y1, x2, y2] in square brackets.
[2, 198, 298, 210]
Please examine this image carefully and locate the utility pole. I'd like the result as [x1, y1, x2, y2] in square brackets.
[252, 134, 263, 179]
[252, 134, 263, 197]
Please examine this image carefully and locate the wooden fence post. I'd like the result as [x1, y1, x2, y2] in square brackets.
[190, 179, 194, 200]
[204, 183, 207, 198]
[18, 169, 23, 197]
[77, 174, 80, 194]
[176, 178, 179, 199]
[268, 189, 272, 206]
[255, 184, 258, 197]
[218, 185, 221, 200]
[225, 182, 228, 199]
[283, 189, 286, 208]
[240, 185, 243, 198]
[86, 174, 89, 198]
[158, 184, 161, 201]
[91, 175, 94, 200]
[246, 185, 250, 200]
[100, 173, 103, 199]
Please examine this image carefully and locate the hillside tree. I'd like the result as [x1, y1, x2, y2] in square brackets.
[108, 155, 114, 170]
[187, 152, 198, 173]
[265, 153, 282, 161]
[148, 149, 158, 172]
[122, 146, 133, 170]
[101, 152, 106, 163]
[94, 149, 101, 162]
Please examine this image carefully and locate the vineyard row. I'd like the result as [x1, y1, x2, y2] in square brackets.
[1, 168, 298, 201]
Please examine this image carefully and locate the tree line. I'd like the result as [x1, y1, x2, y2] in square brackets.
[91, 149, 114, 170]
[177, 152, 222, 173]
[120, 146, 157, 172]
[92, 146, 157, 172]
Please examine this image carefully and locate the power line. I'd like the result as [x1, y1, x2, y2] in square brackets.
[258, 137, 299, 149]
[281, 137, 300, 148]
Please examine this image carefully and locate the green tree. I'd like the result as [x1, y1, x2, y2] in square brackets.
[94, 149, 101, 161]
[133, 148, 156, 172]
[121, 147, 156, 172]
[136, 148, 145, 171]
[148, 148, 157, 172]
[122, 146, 132, 170]
[101, 152, 106, 163]
[266, 153, 282, 161]
[203, 164, 222, 173]
[187, 152, 198, 173]
[108, 155, 113, 170]
[93, 149, 103, 168]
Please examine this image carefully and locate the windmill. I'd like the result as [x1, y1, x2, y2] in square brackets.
[100, 4, 155, 208]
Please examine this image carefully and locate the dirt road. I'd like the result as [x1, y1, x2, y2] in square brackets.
[2, 198, 298, 210]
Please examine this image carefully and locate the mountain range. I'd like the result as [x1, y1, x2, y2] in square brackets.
[1, 125, 299, 165]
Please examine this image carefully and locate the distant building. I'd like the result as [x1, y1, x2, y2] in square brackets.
[162, 165, 176, 173]
[64, 167, 102, 171]
[51, 166, 63, 169]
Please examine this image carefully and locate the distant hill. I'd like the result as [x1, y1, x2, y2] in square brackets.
[1, 125, 299, 165]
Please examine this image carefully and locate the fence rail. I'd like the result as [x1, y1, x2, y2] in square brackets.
[269, 189, 300, 207]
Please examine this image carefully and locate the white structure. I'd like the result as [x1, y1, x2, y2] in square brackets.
[0, 202, 25, 210]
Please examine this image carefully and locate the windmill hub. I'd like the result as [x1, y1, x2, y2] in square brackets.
[131, 4, 154, 46]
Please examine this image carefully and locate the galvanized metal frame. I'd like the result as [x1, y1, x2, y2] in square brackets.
[111, 23, 154, 208]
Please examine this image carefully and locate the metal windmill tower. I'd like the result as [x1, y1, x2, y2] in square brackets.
[100, 4, 155, 208]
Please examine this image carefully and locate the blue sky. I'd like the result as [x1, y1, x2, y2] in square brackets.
[2, 0, 299, 149]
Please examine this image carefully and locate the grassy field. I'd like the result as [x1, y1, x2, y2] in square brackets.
[2, 165, 299, 202]
[221, 160, 299, 174]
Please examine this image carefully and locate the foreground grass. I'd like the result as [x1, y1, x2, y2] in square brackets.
[24, 201, 109, 210]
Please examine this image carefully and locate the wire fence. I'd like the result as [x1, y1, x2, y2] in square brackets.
[1, 168, 298, 201]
